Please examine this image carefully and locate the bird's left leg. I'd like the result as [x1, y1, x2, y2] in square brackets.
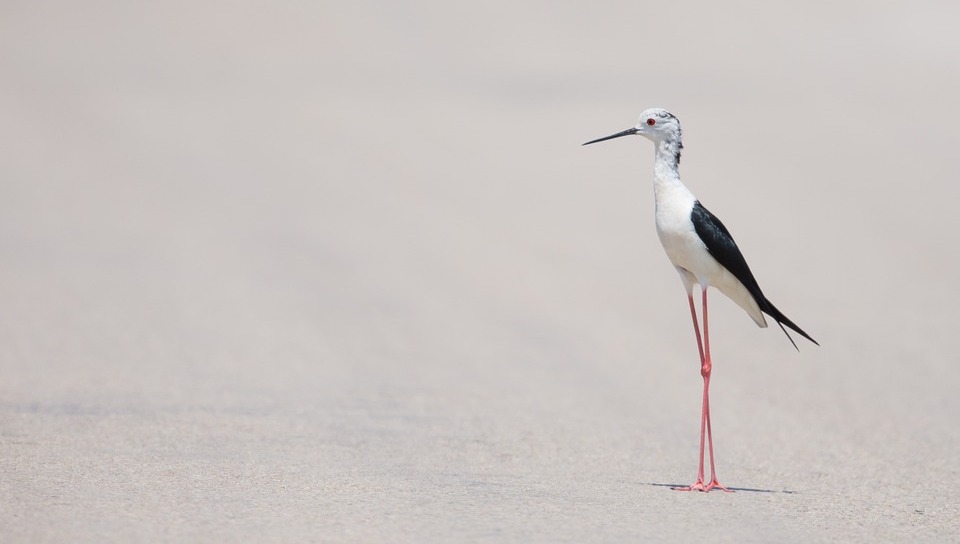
[673, 290, 708, 492]
[701, 287, 732, 493]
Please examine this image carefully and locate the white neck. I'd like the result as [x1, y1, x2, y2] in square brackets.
[655, 137, 681, 171]
[653, 138, 683, 184]
[652, 137, 695, 204]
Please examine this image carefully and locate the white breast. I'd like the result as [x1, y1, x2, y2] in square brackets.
[653, 175, 705, 276]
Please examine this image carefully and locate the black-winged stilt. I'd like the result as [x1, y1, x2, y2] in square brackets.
[583, 108, 818, 492]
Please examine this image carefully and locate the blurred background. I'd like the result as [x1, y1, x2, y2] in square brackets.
[2, 1, 958, 541]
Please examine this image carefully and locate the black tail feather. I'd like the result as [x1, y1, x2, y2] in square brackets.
[776, 321, 799, 351]
[761, 298, 819, 349]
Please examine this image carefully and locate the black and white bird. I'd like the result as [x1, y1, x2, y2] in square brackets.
[583, 108, 818, 492]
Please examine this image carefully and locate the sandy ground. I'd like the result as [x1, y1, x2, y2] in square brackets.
[2, 1, 959, 542]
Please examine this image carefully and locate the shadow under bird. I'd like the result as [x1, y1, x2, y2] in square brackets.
[583, 108, 818, 492]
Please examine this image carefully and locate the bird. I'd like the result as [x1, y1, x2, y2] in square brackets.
[582, 108, 818, 492]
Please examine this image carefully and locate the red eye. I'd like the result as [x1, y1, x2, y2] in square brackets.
[646, 118, 656, 126]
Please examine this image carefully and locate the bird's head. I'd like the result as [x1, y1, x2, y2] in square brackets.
[582, 107, 682, 146]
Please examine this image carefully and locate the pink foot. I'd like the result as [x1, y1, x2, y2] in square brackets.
[673, 479, 706, 492]
[672, 479, 734, 493]
[704, 479, 733, 493]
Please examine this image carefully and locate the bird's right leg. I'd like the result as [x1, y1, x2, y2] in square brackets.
[674, 291, 709, 492]
[701, 288, 731, 493]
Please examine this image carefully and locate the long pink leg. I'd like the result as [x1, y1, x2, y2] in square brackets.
[674, 287, 732, 493]
[674, 292, 708, 491]
[701, 288, 731, 492]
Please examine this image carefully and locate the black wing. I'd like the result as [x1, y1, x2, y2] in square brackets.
[691, 201, 819, 348]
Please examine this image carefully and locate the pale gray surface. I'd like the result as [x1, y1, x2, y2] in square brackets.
[2, 1, 959, 542]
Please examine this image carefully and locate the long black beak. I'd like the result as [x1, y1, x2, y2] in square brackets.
[582, 127, 638, 146]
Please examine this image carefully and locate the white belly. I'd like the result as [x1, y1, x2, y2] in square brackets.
[655, 200, 722, 285]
